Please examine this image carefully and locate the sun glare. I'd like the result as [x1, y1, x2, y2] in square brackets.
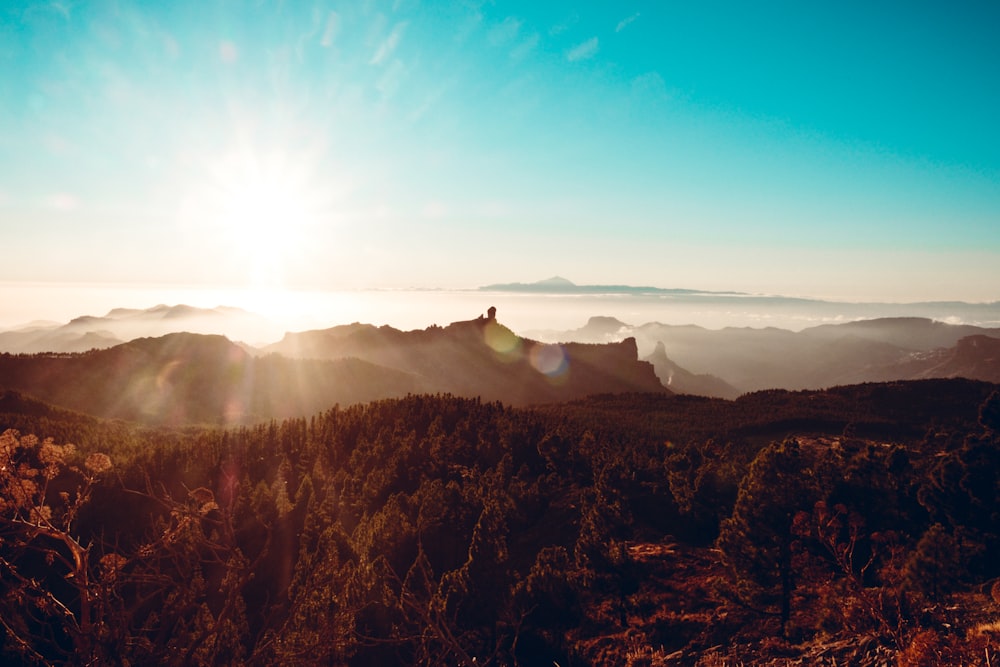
[180, 144, 328, 296]
[219, 177, 310, 284]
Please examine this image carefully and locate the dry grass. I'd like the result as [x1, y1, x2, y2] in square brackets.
[973, 619, 1000, 636]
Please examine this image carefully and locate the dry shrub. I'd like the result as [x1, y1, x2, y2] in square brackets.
[898, 627, 997, 667]
[974, 619, 1000, 636]
[897, 629, 948, 667]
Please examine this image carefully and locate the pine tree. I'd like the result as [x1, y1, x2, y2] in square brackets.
[717, 439, 824, 636]
[904, 523, 960, 602]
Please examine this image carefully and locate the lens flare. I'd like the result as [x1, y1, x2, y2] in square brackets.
[529, 343, 568, 378]
[483, 321, 521, 361]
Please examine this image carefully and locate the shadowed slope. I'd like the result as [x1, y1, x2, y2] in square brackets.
[0, 333, 424, 424]
[0, 317, 667, 424]
[264, 316, 668, 406]
[535, 317, 1000, 392]
[643, 341, 741, 399]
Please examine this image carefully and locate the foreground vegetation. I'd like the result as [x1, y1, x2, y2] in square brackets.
[2, 380, 999, 665]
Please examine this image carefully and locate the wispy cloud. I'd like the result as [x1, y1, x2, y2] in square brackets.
[549, 12, 578, 36]
[489, 17, 521, 46]
[50, 2, 72, 20]
[376, 59, 407, 98]
[454, 10, 483, 44]
[631, 72, 668, 100]
[162, 34, 180, 59]
[510, 33, 540, 62]
[370, 21, 407, 65]
[22, 2, 72, 22]
[320, 11, 340, 47]
[218, 40, 239, 64]
[408, 84, 449, 123]
[616, 12, 640, 32]
[566, 37, 598, 62]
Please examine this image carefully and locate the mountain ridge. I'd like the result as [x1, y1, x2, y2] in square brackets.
[480, 277, 740, 295]
[4, 303, 1000, 400]
[0, 315, 667, 424]
[0, 304, 277, 354]
[533, 316, 1000, 393]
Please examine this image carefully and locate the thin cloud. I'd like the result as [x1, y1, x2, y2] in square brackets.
[616, 12, 640, 32]
[408, 84, 448, 123]
[631, 71, 668, 100]
[376, 59, 407, 98]
[22, 2, 71, 21]
[320, 11, 340, 47]
[454, 10, 483, 44]
[510, 33, 540, 62]
[218, 40, 239, 64]
[566, 37, 598, 62]
[489, 16, 521, 46]
[549, 12, 578, 36]
[370, 21, 407, 65]
[163, 34, 180, 59]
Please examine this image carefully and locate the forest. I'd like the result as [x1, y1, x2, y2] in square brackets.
[2, 380, 999, 665]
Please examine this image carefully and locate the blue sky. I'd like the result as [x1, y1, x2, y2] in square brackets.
[2, 0, 999, 303]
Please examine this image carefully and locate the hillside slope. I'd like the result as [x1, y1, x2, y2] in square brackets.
[534, 316, 1000, 392]
[0, 317, 666, 423]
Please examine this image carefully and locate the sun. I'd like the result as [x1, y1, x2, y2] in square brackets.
[218, 175, 310, 285]
[182, 145, 327, 297]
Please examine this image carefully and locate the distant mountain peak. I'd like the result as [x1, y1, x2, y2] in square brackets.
[536, 276, 575, 287]
[586, 316, 629, 327]
[479, 278, 736, 296]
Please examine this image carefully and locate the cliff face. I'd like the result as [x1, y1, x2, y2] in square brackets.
[268, 320, 670, 406]
[534, 316, 1000, 393]
[643, 341, 741, 399]
[902, 335, 1000, 383]
[557, 337, 666, 397]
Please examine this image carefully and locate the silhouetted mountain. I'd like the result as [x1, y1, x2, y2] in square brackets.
[553, 315, 633, 343]
[799, 316, 994, 350]
[630, 323, 835, 390]
[0, 304, 278, 354]
[264, 315, 668, 407]
[480, 277, 733, 295]
[833, 334, 1000, 385]
[0, 332, 424, 424]
[534, 316, 1000, 392]
[0, 317, 666, 423]
[0, 327, 123, 354]
[643, 341, 741, 399]
[533, 275, 576, 288]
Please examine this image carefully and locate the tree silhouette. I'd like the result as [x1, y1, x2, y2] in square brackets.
[717, 439, 824, 636]
[0, 429, 114, 664]
[979, 390, 1000, 434]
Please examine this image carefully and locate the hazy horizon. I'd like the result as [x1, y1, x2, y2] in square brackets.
[3, 2, 999, 317]
[4, 280, 1000, 349]
[0, 0, 1000, 308]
